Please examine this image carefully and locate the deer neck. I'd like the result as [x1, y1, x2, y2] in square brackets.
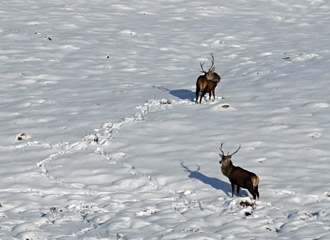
[206, 72, 214, 81]
[221, 162, 234, 177]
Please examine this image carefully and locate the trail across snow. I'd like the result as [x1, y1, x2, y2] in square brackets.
[2, 97, 330, 239]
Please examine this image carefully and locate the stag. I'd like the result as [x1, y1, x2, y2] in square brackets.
[195, 54, 221, 103]
[219, 143, 259, 199]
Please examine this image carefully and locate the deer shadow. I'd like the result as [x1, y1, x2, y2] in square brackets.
[180, 162, 231, 196]
[169, 89, 195, 101]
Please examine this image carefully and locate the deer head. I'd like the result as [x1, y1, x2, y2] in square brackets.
[219, 143, 241, 165]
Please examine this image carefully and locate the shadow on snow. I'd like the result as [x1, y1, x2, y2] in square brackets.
[180, 162, 231, 196]
[152, 85, 195, 102]
[169, 89, 195, 101]
[180, 162, 249, 197]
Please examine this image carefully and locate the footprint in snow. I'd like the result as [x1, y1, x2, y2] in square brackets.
[111, 152, 126, 161]
[323, 192, 330, 198]
[307, 132, 322, 139]
[214, 103, 236, 111]
[256, 158, 266, 163]
[15, 132, 30, 141]
[136, 208, 159, 216]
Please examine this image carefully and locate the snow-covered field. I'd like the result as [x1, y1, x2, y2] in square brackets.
[1, 0, 330, 239]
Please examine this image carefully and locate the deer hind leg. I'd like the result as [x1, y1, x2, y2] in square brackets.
[255, 186, 259, 199]
[195, 86, 200, 103]
[247, 184, 257, 199]
[195, 93, 199, 103]
[200, 91, 208, 103]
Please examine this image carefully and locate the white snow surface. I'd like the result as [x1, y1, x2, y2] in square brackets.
[1, 0, 330, 239]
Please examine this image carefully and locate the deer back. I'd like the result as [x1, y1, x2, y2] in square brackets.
[228, 166, 258, 188]
[205, 71, 220, 82]
[197, 74, 218, 92]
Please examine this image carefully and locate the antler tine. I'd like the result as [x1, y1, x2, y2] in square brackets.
[230, 145, 241, 156]
[200, 62, 207, 73]
[219, 143, 225, 156]
[209, 53, 215, 71]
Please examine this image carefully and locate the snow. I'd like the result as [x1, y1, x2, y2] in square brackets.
[1, 0, 330, 239]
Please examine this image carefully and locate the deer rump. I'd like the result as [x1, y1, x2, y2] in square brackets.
[195, 75, 218, 99]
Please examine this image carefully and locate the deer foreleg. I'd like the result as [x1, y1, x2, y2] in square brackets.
[231, 183, 236, 197]
[212, 89, 216, 100]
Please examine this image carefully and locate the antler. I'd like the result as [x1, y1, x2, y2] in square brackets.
[219, 143, 225, 156]
[200, 54, 216, 74]
[200, 62, 207, 74]
[209, 53, 215, 72]
[230, 145, 241, 156]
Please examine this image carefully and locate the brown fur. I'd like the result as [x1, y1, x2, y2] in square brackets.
[195, 73, 221, 103]
[219, 145, 260, 199]
[195, 54, 221, 104]
[251, 175, 259, 188]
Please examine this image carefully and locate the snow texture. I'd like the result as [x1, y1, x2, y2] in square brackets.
[1, 0, 330, 239]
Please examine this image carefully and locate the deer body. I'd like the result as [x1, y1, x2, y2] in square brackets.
[219, 144, 259, 199]
[195, 54, 221, 103]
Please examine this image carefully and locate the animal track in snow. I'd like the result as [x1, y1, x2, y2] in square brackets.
[136, 208, 159, 216]
[256, 158, 267, 163]
[214, 102, 236, 111]
[15, 132, 30, 141]
[307, 131, 322, 139]
[4, 96, 231, 238]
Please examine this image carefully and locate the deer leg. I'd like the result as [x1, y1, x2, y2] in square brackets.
[200, 91, 207, 103]
[208, 91, 212, 100]
[255, 186, 259, 199]
[237, 186, 240, 196]
[212, 89, 216, 100]
[195, 93, 199, 103]
[195, 86, 200, 103]
[231, 183, 236, 197]
[247, 184, 257, 199]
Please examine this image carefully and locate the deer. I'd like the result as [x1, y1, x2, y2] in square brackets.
[195, 54, 221, 103]
[218, 143, 259, 199]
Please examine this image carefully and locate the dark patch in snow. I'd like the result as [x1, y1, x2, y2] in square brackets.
[240, 200, 256, 208]
[16, 132, 28, 141]
[244, 211, 252, 216]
